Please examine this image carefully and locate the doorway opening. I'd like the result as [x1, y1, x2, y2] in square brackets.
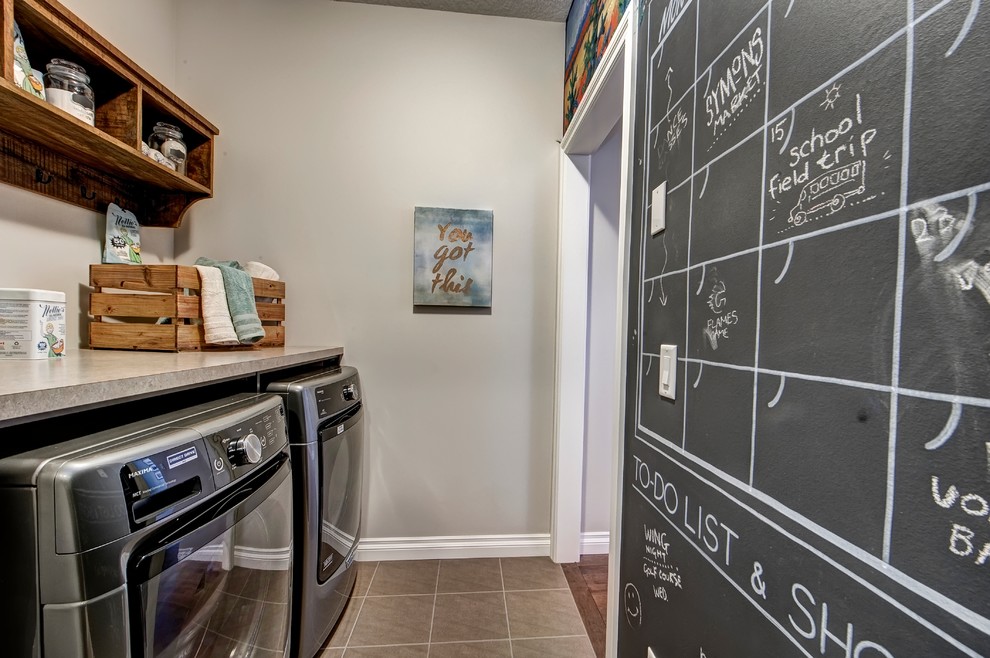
[551, 10, 637, 658]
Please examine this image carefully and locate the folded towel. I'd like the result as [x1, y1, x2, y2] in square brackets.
[195, 257, 265, 345]
[243, 261, 279, 280]
[194, 265, 239, 345]
[243, 261, 280, 303]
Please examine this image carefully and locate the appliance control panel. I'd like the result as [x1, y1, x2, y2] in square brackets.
[313, 368, 361, 420]
[206, 402, 288, 488]
[45, 395, 289, 552]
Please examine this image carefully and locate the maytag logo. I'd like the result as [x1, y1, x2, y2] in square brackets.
[128, 465, 156, 479]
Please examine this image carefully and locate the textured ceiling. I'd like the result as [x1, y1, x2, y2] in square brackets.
[335, 0, 572, 22]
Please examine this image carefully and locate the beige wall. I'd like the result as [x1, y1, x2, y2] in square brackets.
[0, 0, 179, 346]
[173, 1, 563, 540]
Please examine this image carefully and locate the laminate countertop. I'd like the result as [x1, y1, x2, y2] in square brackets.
[0, 346, 343, 426]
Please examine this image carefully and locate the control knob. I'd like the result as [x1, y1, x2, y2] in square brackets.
[342, 384, 358, 401]
[227, 433, 263, 466]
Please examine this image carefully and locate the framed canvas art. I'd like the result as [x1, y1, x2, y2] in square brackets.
[413, 207, 493, 307]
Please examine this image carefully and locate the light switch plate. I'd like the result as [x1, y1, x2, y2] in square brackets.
[651, 181, 667, 235]
[659, 344, 677, 400]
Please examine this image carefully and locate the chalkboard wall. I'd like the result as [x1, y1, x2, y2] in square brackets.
[620, 1, 990, 656]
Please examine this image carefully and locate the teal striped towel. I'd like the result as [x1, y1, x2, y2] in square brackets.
[194, 257, 265, 344]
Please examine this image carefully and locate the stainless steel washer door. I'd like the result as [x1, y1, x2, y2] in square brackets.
[317, 404, 363, 583]
[129, 456, 292, 657]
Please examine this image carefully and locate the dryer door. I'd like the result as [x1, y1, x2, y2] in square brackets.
[317, 403, 363, 583]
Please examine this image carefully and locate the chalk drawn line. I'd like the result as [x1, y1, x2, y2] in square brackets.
[925, 402, 963, 450]
[675, 357, 990, 410]
[945, 0, 981, 57]
[641, 180, 990, 285]
[774, 242, 794, 284]
[768, 375, 786, 407]
[883, 0, 917, 565]
[693, 362, 703, 388]
[750, 1, 773, 491]
[665, 67, 674, 115]
[661, 230, 670, 277]
[648, 0, 694, 62]
[682, 0, 699, 454]
[636, 0, 656, 436]
[698, 166, 710, 198]
[778, 107, 796, 155]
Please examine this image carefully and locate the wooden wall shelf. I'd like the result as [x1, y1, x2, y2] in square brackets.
[0, 0, 218, 227]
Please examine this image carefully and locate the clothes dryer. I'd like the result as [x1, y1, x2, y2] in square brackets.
[268, 366, 363, 658]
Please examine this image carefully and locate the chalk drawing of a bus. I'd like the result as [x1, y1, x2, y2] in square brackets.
[789, 160, 866, 226]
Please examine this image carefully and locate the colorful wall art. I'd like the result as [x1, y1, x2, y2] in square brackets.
[413, 207, 493, 307]
[564, 0, 630, 132]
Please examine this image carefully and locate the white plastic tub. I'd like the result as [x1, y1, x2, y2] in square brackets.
[0, 288, 66, 359]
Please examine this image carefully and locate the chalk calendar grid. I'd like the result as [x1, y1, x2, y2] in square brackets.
[627, 0, 990, 655]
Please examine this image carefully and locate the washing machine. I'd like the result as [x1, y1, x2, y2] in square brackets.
[0, 393, 293, 657]
[268, 366, 363, 658]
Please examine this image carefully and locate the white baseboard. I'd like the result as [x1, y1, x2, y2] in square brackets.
[355, 534, 551, 562]
[355, 533, 610, 562]
[580, 531, 610, 555]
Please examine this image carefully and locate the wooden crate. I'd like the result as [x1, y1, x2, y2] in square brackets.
[89, 264, 285, 351]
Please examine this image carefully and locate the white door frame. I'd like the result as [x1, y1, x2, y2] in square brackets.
[550, 7, 638, 658]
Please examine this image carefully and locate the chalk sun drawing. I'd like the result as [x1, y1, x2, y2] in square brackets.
[820, 83, 842, 110]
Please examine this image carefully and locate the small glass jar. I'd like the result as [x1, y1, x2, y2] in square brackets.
[148, 122, 187, 175]
[43, 59, 95, 126]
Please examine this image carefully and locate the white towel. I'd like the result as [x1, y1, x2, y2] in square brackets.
[243, 261, 279, 280]
[243, 261, 280, 304]
[195, 265, 239, 345]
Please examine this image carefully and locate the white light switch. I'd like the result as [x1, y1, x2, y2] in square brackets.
[651, 181, 667, 235]
[659, 344, 677, 400]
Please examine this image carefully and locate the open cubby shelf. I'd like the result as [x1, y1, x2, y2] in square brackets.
[0, 0, 218, 227]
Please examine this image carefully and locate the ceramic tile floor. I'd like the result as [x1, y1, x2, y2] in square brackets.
[318, 557, 596, 657]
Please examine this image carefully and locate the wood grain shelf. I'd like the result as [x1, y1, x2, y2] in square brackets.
[0, 0, 219, 227]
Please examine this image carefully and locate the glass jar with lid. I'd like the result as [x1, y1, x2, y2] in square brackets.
[148, 122, 188, 176]
[43, 59, 95, 126]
